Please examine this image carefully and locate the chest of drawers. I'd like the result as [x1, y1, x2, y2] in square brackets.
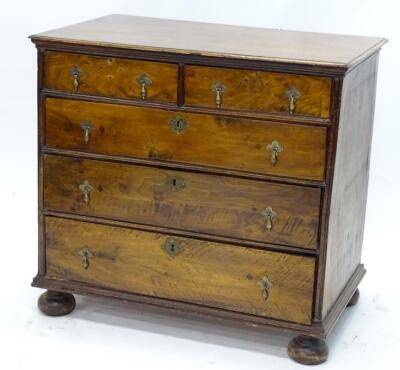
[30, 15, 386, 365]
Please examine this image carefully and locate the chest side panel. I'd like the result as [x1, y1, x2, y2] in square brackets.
[322, 55, 379, 318]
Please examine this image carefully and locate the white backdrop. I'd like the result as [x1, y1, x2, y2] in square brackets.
[0, 1, 399, 369]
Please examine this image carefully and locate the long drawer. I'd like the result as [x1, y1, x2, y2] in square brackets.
[45, 217, 316, 324]
[43, 155, 321, 249]
[45, 98, 327, 180]
[43, 51, 178, 103]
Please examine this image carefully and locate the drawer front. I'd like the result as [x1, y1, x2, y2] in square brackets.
[45, 98, 327, 180]
[185, 65, 332, 118]
[44, 51, 178, 103]
[43, 155, 321, 249]
[45, 217, 316, 324]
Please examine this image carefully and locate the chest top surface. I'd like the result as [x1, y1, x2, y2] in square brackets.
[30, 14, 386, 68]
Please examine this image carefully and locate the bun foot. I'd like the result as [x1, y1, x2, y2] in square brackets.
[288, 335, 328, 365]
[347, 288, 360, 307]
[38, 290, 76, 316]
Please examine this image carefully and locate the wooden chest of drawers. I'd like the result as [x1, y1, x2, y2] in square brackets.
[30, 15, 386, 365]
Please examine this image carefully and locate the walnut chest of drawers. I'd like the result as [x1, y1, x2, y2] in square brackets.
[30, 15, 386, 365]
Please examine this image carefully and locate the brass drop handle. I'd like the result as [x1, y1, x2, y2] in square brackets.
[262, 206, 277, 232]
[137, 73, 152, 99]
[70, 66, 82, 92]
[79, 180, 93, 205]
[81, 121, 92, 144]
[285, 87, 300, 114]
[211, 82, 226, 108]
[266, 140, 283, 166]
[258, 276, 273, 301]
[78, 247, 93, 269]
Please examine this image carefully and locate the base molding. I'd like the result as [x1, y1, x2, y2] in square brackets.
[320, 264, 366, 336]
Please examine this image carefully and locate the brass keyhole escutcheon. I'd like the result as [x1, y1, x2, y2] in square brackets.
[262, 206, 277, 232]
[162, 237, 183, 258]
[258, 276, 273, 301]
[169, 115, 188, 134]
[266, 140, 283, 166]
[166, 175, 185, 191]
[285, 87, 300, 114]
[78, 247, 93, 269]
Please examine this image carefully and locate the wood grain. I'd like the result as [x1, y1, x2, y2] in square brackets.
[44, 51, 178, 102]
[185, 65, 332, 118]
[322, 54, 379, 317]
[45, 97, 327, 180]
[45, 216, 316, 324]
[31, 14, 387, 68]
[43, 154, 321, 249]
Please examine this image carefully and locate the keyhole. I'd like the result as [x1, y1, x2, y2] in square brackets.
[176, 120, 181, 128]
[170, 243, 175, 252]
[166, 175, 184, 191]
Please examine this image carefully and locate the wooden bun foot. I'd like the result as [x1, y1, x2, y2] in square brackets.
[347, 288, 360, 307]
[288, 335, 328, 365]
[38, 290, 76, 316]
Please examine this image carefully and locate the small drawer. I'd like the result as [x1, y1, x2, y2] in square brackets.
[43, 51, 178, 103]
[45, 217, 315, 324]
[43, 155, 321, 249]
[45, 98, 327, 181]
[185, 65, 332, 118]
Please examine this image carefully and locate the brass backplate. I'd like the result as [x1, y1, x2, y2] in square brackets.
[137, 73, 152, 87]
